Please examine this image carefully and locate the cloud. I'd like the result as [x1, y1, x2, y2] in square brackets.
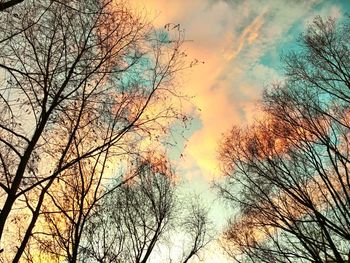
[225, 10, 266, 61]
[177, 0, 321, 179]
[130, 0, 344, 180]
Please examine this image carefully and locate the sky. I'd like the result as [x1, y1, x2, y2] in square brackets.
[131, 0, 349, 262]
[132, 0, 346, 178]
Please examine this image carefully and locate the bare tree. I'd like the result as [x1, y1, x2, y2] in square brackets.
[180, 197, 213, 263]
[79, 156, 213, 263]
[80, 154, 175, 263]
[217, 16, 350, 263]
[27, 149, 120, 262]
[0, 0, 188, 261]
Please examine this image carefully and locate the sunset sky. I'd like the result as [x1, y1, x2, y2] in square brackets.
[136, 0, 348, 261]
[131, 0, 347, 177]
[2, 0, 350, 261]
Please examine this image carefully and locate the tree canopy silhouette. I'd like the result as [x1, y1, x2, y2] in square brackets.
[217, 16, 350, 263]
[0, 0, 197, 261]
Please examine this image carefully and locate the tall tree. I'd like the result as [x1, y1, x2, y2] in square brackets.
[81, 154, 175, 263]
[217, 16, 350, 263]
[79, 155, 213, 263]
[0, 0, 188, 261]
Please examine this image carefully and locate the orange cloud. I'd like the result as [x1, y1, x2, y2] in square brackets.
[129, 0, 327, 182]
